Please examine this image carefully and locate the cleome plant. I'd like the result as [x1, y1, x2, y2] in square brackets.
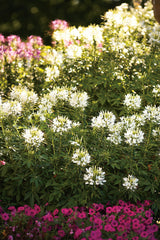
[0, 2, 160, 237]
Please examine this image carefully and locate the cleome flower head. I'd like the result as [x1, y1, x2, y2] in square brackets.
[22, 127, 44, 148]
[84, 166, 106, 186]
[123, 174, 139, 191]
[72, 148, 91, 166]
[52, 115, 80, 134]
[123, 93, 141, 110]
[10, 86, 38, 106]
[124, 127, 144, 146]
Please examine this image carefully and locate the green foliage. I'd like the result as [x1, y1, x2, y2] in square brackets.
[0, 1, 160, 219]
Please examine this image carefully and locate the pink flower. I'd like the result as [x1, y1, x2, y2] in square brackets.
[53, 209, 59, 216]
[58, 229, 65, 237]
[90, 229, 101, 239]
[117, 224, 125, 232]
[88, 208, 95, 215]
[78, 211, 87, 219]
[1, 213, 9, 221]
[74, 228, 83, 239]
[106, 207, 113, 214]
[34, 204, 41, 214]
[17, 206, 24, 213]
[140, 231, 148, 237]
[145, 210, 152, 218]
[0, 160, 6, 166]
[132, 237, 139, 240]
[8, 235, 14, 240]
[111, 220, 118, 227]
[50, 19, 69, 31]
[0, 34, 5, 43]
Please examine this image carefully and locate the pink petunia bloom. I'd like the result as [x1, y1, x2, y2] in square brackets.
[53, 209, 59, 216]
[78, 211, 87, 219]
[74, 228, 83, 239]
[132, 237, 139, 240]
[34, 204, 41, 214]
[140, 231, 149, 237]
[17, 206, 24, 213]
[90, 229, 101, 239]
[106, 207, 113, 214]
[1, 213, 9, 221]
[117, 224, 125, 232]
[145, 210, 152, 218]
[58, 229, 65, 237]
[85, 226, 92, 232]
[88, 208, 95, 215]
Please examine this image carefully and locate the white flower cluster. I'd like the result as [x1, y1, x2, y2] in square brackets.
[46, 48, 63, 66]
[69, 91, 89, 109]
[10, 86, 38, 106]
[123, 175, 139, 191]
[52, 115, 80, 134]
[37, 87, 89, 120]
[152, 84, 160, 97]
[142, 105, 160, 124]
[152, 127, 160, 138]
[123, 93, 141, 110]
[72, 148, 91, 166]
[84, 166, 106, 185]
[22, 127, 44, 147]
[66, 44, 83, 59]
[45, 66, 60, 82]
[0, 98, 22, 118]
[124, 127, 144, 146]
[91, 111, 116, 128]
[120, 114, 146, 129]
[107, 122, 123, 145]
[52, 25, 104, 47]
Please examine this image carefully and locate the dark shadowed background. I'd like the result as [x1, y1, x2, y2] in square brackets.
[0, 0, 148, 44]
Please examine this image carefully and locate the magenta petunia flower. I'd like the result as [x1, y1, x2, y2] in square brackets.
[58, 229, 65, 237]
[78, 211, 87, 219]
[88, 208, 95, 215]
[74, 228, 83, 239]
[106, 207, 113, 214]
[1, 213, 9, 221]
[140, 231, 149, 237]
[53, 209, 59, 216]
[132, 237, 139, 240]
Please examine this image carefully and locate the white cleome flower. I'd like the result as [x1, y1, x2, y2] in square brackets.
[66, 44, 82, 59]
[152, 84, 160, 97]
[10, 86, 38, 106]
[123, 93, 141, 110]
[72, 148, 91, 166]
[69, 91, 89, 109]
[91, 111, 116, 128]
[123, 175, 138, 191]
[124, 127, 144, 145]
[0, 100, 22, 117]
[142, 105, 160, 124]
[84, 166, 106, 185]
[22, 127, 44, 147]
[52, 115, 80, 134]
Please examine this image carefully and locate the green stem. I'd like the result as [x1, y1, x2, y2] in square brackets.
[144, 122, 152, 160]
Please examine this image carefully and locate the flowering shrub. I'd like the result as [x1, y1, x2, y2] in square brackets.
[0, 200, 159, 239]
[0, 0, 160, 228]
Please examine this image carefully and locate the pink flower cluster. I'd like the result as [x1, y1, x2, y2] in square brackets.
[0, 200, 159, 240]
[0, 34, 43, 62]
[0, 160, 6, 166]
[49, 19, 69, 31]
